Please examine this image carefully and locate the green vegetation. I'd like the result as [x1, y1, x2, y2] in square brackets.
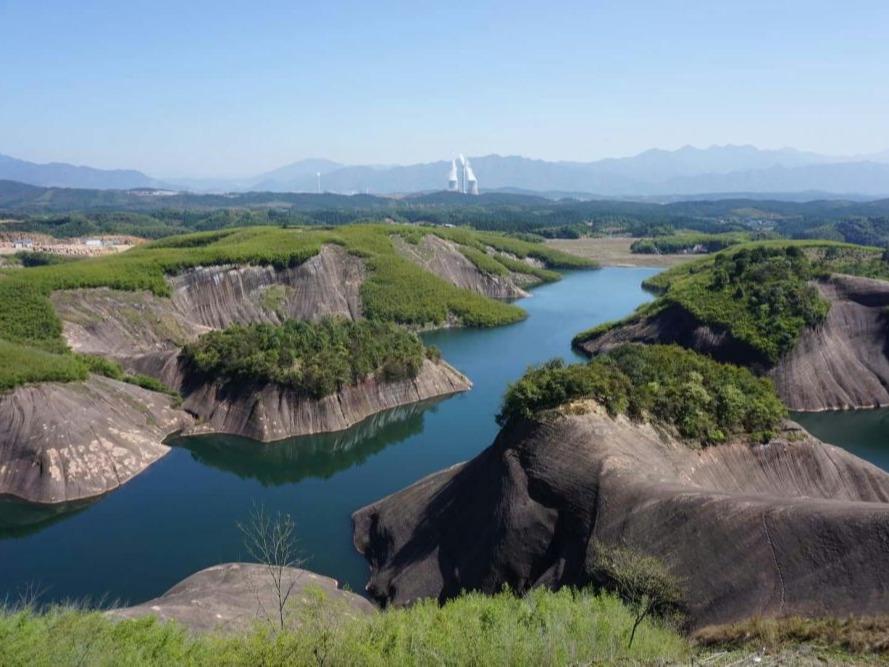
[590, 542, 683, 649]
[182, 318, 431, 398]
[9, 252, 83, 267]
[0, 588, 690, 666]
[629, 231, 760, 255]
[77, 354, 180, 397]
[0, 344, 180, 395]
[0, 223, 591, 392]
[0, 339, 87, 390]
[11, 182, 889, 241]
[498, 344, 786, 445]
[579, 240, 889, 364]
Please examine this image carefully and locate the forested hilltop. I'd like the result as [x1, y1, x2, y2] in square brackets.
[575, 241, 887, 362]
[3, 179, 889, 244]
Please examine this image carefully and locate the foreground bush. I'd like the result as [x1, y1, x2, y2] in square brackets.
[499, 344, 786, 444]
[0, 589, 689, 666]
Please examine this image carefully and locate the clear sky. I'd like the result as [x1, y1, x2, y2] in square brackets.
[1, 0, 887, 177]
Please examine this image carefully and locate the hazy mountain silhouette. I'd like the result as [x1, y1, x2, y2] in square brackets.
[3, 145, 888, 196]
[0, 153, 167, 190]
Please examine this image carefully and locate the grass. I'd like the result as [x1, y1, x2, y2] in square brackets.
[499, 344, 786, 445]
[0, 588, 689, 666]
[0, 223, 592, 391]
[0, 339, 87, 390]
[576, 240, 889, 364]
[694, 615, 889, 658]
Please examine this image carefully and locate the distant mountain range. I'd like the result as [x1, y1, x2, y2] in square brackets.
[0, 153, 169, 190]
[3, 145, 889, 197]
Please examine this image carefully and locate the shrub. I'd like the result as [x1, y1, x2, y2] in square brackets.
[589, 542, 683, 648]
[592, 241, 885, 364]
[498, 344, 786, 445]
[182, 317, 431, 398]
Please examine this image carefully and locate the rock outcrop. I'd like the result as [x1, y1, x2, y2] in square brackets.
[0, 375, 192, 504]
[180, 359, 471, 442]
[170, 244, 366, 329]
[109, 563, 375, 634]
[52, 244, 366, 365]
[771, 275, 889, 410]
[578, 274, 889, 411]
[394, 235, 529, 299]
[353, 405, 889, 628]
[50, 242, 470, 443]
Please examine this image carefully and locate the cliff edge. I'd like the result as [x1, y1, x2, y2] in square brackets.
[0, 374, 192, 504]
[353, 406, 889, 628]
[578, 274, 889, 411]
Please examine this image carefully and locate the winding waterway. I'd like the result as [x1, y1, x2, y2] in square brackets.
[2, 266, 887, 607]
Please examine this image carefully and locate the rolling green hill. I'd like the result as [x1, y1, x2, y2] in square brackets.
[0, 223, 593, 391]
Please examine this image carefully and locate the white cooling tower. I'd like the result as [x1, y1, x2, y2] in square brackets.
[448, 160, 459, 191]
[465, 162, 479, 195]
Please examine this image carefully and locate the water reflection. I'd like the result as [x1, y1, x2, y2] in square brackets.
[0, 497, 94, 539]
[169, 397, 444, 486]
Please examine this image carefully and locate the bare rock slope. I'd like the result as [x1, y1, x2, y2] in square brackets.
[578, 274, 889, 411]
[110, 563, 375, 634]
[6, 243, 472, 503]
[50, 241, 471, 443]
[52, 243, 366, 363]
[353, 405, 889, 628]
[394, 235, 530, 298]
[182, 359, 471, 442]
[0, 374, 192, 504]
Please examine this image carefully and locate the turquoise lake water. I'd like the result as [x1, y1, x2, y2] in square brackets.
[2, 265, 887, 607]
[0, 267, 660, 605]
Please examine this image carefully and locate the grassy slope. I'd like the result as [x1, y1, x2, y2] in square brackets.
[3, 590, 880, 666]
[574, 240, 888, 363]
[0, 224, 594, 390]
[0, 589, 688, 667]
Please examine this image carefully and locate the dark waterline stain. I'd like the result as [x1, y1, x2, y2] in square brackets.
[0, 268, 664, 605]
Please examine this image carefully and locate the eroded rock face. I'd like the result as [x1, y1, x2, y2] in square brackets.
[52, 244, 366, 364]
[352, 406, 889, 628]
[171, 244, 365, 329]
[29, 245, 470, 501]
[578, 274, 889, 411]
[109, 563, 375, 634]
[181, 359, 471, 442]
[0, 375, 192, 504]
[394, 235, 529, 299]
[771, 275, 889, 410]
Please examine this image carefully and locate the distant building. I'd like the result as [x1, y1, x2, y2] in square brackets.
[447, 154, 480, 195]
[12, 239, 33, 249]
[84, 238, 103, 248]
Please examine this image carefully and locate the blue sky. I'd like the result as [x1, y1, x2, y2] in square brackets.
[1, 0, 887, 177]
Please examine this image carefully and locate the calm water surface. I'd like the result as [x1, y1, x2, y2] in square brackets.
[0, 267, 661, 605]
[793, 409, 889, 472]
